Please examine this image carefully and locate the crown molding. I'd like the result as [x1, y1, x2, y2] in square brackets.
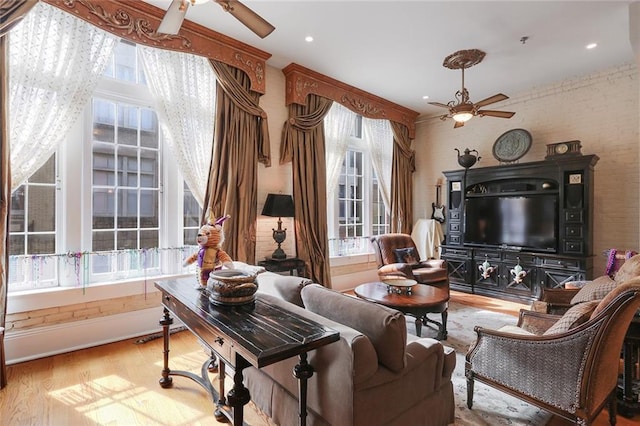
[282, 63, 418, 138]
[43, 0, 271, 94]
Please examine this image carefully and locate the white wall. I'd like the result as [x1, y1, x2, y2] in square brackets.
[413, 63, 639, 274]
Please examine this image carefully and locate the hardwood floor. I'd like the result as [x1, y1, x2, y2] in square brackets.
[0, 291, 637, 425]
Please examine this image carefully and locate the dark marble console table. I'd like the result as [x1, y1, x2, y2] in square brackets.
[155, 278, 339, 425]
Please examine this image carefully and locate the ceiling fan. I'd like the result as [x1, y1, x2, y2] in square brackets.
[157, 0, 275, 39]
[429, 49, 515, 129]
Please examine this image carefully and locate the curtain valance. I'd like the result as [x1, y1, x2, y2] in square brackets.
[282, 62, 419, 138]
[42, 0, 271, 94]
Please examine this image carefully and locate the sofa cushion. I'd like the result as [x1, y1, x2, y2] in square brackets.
[301, 283, 407, 373]
[591, 278, 640, 318]
[570, 275, 617, 305]
[498, 324, 536, 336]
[394, 247, 419, 265]
[543, 301, 599, 335]
[255, 272, 312, 307]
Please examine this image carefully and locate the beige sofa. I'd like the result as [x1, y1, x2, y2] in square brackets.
[244, 272, 456, 426]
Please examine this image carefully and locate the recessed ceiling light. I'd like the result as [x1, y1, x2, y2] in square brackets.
[422, 95, 430, 100]
[586, 43, 598, 49]
[305, 36, 314, 43]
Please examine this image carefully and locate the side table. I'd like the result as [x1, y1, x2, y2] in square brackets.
[258, 256, 305, 276]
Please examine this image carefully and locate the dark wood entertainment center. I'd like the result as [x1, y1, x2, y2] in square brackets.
[441, 154, 599, 302]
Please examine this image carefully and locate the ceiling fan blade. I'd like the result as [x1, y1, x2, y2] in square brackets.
[477, 110, 516, 119]
[474, 93, 509, 108]
[428, 101, 451, 109]
[454, 120, 465, 129]
[215, 0, 275, 38]
[157, 0, 188, 35]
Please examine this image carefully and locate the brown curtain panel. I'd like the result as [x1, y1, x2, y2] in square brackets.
[0, 0, 37, 390]
[203, 60, 270, 264]
[0, 0, 35, 37]
[390, 121, 415, 234]
[280, 95, 333, 287]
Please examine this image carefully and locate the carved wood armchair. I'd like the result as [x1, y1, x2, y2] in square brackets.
[466, 278, 640, 425]
[370, 233, 448, 286]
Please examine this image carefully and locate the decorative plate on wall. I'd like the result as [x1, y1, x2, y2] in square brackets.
[492, 128, 532, 163]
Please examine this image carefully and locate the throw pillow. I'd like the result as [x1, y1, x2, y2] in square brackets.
[543, 301, 599, 335]
[393, 247, 419, 265]
[570, 275, 617, 305]
[301, 284, 407, 373]
[613, 254, 640, 283]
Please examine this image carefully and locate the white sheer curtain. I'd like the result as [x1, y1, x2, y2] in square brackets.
[139, 47, 216, 207]
[8, 2, 117, 191]
[324, 102, 355, 194]
[362, 117, 393, 210]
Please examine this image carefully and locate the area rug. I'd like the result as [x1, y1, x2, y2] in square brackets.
[411, 302, 552, 426]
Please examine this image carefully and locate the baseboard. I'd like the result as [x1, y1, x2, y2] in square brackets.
[4, 307, 183, 365]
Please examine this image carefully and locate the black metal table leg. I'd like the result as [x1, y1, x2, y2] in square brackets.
[214, 360, 227, 421]
[439, 309, 448, 340]
[159, 307, 173, 388]
[226, 356, 251, 426]
[293, 352, 314, 426]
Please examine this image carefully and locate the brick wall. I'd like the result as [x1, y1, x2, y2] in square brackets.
[6, 292, 161, 332]
[413, 63, 639, 275]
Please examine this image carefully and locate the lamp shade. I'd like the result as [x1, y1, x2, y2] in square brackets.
[261, 194, 295, 218]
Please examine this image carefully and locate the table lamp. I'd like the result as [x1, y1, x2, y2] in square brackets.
[261, 193, 295, 259]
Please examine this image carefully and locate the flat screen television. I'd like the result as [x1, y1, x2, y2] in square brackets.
[464, 195, 558, 252]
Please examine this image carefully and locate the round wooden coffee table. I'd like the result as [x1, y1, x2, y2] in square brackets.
[354, 281, 449, 340]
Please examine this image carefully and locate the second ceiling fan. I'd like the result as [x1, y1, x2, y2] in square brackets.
[157, 0, 275, 39]
[429, 49, 515, 128]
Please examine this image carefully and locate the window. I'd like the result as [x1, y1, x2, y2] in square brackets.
[7, 40, 202, 292]
[327, 115, 390, 257]
[8, 156, 58, 291]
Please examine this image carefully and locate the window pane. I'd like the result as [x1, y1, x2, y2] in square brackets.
[10, 187, 25, 233]
[184, 192, 200, 228]
[140, 150, 158, 188]
[118, 146, 139, 187]
[140, 190, 158, 227]
[93, 231, 114, 251]
[140, 108, 158, 148]
[114, 40, 136, 82]
[28, 186, 55, 232]
[118, 105, 138, 146]
[140, 230, 158, 249]
[9, 235, 24, 256]
[31, 156, 55, 183]
[184, 228, 198, 245]
[93, 99, 115, 143]
[27, 234, 55, 254]
[117, 188, 138, 228]
[117, 230, 137, 250]
[93, 143, 115, 185]
[93, 188, 115, 229]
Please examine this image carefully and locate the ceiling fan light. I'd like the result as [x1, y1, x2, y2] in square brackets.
[453, 112, 473, 123]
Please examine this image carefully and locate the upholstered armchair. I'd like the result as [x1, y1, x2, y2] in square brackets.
[466, 277, 640, 425]
[370, 233, 448, 285]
